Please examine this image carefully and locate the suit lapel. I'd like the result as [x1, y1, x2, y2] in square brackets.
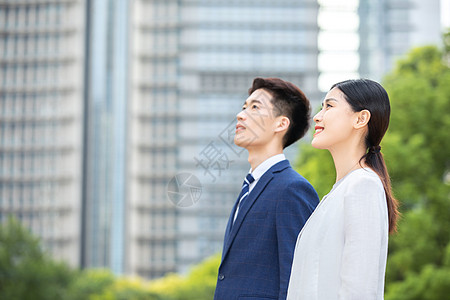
[222, 198, 239, 259]
[221, 160, 290, 262]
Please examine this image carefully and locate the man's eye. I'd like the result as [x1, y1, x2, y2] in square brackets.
[252, 105, 259, 109]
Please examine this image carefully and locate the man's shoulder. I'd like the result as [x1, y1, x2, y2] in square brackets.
[274, 161, 307, 181]
[273, 163, 317, 196]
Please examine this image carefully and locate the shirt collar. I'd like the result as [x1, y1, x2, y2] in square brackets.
[249, 153, 286, 181]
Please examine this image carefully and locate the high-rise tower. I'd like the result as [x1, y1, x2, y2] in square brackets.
[0, 0, 86, 266]
[1, 0, 320, 279]
[127, 0, 320, 278]
[359, 0, 442, 80]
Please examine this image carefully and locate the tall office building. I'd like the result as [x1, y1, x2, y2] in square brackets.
[317, 0, 442, 91]
[1, 0, 320, 279]
[81, 0, 129, 274]
[127, 0, 320, 278]
[359, 0, 442, 80]
[0, 0, 86, 266]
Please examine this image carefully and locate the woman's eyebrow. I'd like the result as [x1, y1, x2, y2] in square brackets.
[322, 98, 338, 106]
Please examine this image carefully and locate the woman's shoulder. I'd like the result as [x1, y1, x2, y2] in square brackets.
[346, 168, 382, 186]
[339, 168, 385, 197]
[341, 168, 386, 205]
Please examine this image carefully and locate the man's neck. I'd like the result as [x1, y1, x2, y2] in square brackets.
[247, 148, 284, 171]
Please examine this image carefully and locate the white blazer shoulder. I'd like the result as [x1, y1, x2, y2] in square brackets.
[287, 168, 389, 300]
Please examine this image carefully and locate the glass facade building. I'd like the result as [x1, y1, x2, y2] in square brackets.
[127, 0, 320, 278]
[359, 0, 442, 80]
[0, 0, 86, 266]
[1, 0, 319, 279]
[82, 0, 129, 274]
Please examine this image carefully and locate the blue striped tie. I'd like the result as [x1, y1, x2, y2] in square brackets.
[233, 173, 255, 224]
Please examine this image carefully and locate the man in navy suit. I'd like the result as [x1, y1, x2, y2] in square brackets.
[214, 78, 319, 300]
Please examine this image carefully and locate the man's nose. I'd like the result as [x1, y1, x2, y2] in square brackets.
[237, 109, 246, 121]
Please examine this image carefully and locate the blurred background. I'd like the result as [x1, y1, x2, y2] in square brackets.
[0, 0, 449, 299]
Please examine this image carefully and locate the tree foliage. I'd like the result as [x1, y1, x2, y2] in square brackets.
[295, 139, 335, 199]
[382, 44, 450, 298]
[0, 216, 219, 300]
[0, 216, 76, 300]
[149, 253, 221, 300]
[443, 29, 450, 66]
[295, 39, 450, 299]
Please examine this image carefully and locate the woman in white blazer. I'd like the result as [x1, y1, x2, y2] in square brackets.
[287, 79, 400, 300]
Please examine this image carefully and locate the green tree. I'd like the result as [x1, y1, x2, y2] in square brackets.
[295, 41, 450, 298]
[0, 216, 220, 300]
[91, 276, 161, 300]
[444, 29, 450, 66]
[149, 253, 221, 300]
[0, 216, 76, 300]
[295, 141, 334, 199]
[382, 44, 450, 299]
[65, 269, 162, 300]
[65, 269, 116, 300]
[384, 243, 450, 300]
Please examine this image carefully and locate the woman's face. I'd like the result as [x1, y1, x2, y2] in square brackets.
[312, 87, 360, 150]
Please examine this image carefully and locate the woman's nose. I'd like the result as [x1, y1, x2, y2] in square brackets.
[313, 110, 323, 123]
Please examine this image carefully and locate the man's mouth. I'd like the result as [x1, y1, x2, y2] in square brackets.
[236, 124, 246, 133]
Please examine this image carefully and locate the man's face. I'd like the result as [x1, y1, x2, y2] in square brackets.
[234, 89, 279, 150]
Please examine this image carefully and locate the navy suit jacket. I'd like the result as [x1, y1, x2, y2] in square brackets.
[214, 160, 319, 300]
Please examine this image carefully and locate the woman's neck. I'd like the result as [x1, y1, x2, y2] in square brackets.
[330, 143, 367, 182]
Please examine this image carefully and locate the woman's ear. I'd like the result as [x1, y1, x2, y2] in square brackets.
[354, 110, 371, 129]
[275, 116, 290, 133]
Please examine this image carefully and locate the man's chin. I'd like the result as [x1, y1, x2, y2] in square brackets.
[234, 138, 244, 148]
[234, 138, 255, 150]
[234, 137, 249, 148]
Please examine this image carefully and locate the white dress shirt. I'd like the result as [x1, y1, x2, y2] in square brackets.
[233, 153, 286, 222]
[287, 168, 389, 300]
[249, 153, 286, 193]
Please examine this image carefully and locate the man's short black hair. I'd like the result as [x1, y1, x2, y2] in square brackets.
[248, 77, 312, 148]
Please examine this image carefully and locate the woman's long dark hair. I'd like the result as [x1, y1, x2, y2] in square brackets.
[331, 79, 399, 233]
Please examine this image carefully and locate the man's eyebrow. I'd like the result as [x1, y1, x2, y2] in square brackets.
[243, 99, 264, 106]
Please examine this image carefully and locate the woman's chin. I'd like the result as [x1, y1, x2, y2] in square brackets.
[311, 140, 326, 150]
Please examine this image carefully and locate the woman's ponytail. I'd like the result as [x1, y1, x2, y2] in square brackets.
[363, 147, 399, 233]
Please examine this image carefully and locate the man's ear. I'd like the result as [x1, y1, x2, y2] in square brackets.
[354, 109, 371, 129]
[275, 116, 290, 133]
